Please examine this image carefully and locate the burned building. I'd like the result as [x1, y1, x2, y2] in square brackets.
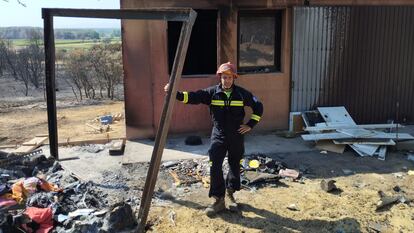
[120, 0, 414, 139]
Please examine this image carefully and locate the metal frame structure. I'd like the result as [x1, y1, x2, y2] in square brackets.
[42, 8, 197, 232]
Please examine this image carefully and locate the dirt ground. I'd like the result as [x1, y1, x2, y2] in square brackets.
[144, 150, 414, 233]
[65, 148, 413, 233]
[0, 101, 125, 146]
[1, 96, 414, 232]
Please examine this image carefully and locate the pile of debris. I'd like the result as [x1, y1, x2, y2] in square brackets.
[162, 154, 300, 190]
[0, 149, 137, 232]
[86, 113, 124, 134]
[163, 159, 211, 188]
[300, 107, 414, 160]
[240, 154, 300, 188]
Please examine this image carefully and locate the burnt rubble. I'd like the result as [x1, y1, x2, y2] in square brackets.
[162, 154, 300, 190]
[0, 146, 300, 232]
[0, 149, 137, 233]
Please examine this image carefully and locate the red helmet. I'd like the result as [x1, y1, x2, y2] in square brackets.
[216, 62, 238, 79]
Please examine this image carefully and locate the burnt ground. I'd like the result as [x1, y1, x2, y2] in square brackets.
[145, 148, 414, 233]
[2, 129, 414, 232]
[1, 76, 414, 232]
[50, 138, 414, 233]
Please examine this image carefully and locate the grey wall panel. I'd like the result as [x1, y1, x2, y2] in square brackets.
[291, 6, 414, 124]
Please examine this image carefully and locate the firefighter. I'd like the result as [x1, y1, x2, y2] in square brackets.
[164, 62, 263, 216]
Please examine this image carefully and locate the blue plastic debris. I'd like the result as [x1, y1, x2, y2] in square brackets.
[100, 115, 113, 125]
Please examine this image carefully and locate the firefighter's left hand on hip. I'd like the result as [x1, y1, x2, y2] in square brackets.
[238, 124, 251, 134]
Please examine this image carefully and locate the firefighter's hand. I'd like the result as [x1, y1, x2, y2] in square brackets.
[164, 83, 170, 93]
[238, 124, 251, 134]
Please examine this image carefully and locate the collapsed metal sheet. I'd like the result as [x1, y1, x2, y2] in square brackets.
[377, 146, 387, 160]
[349, 145, 369, 157]
[317, 106, 357, 126]
[305, 123, 403, 131]
[350, 144, 379, 156]
[337, 128, 376, 138]
[302, 132, 414, 141]
[333, 139, 396, 145]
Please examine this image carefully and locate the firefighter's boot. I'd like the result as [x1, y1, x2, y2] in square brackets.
[227, 189, 238, 212]
[204, 196, 225, 217]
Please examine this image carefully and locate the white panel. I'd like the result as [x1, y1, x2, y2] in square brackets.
[317, 106, 356, 125]
[305, 123, 403, 131]
[302, 132, 414, 141]
[377, 146, 387, 160]
[333, 139, 395, 145]
[351, 144, 379, 156]
[337, 129, 375, 137]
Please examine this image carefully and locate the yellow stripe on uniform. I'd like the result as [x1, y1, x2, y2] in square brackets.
[251, 114, 261, 121]
[182, 91, 189, 104]
[211, 100, 225, 106]
[230, 100, 244, 107]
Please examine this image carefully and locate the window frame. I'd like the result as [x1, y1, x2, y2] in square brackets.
[237, 10, 283, 74]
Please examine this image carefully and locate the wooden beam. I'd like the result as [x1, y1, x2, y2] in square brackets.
[43, 11, 58, 160]
[55, 137, 126, 146]
[44, 8, 193, 21]
[42, 8, 197, 230]
[22, 137, 48, 146]
[136, 9, 197, 232]
[42, 8, 199, 161]
[0, 145, 17, 149]
[13, 136, 48, 154]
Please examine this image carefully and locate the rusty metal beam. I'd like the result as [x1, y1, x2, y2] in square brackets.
[42, 7, 197, 229]
[136, 10, 197, 232]
[42, 8, 195, 160]
[44, 8, 193, 21]
[43, 11, 58, 160]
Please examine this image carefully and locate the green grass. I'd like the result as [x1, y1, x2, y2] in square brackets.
[11, 38, 121, 50]
[11, 39, 30, 46]
[54, 40, 105, 49]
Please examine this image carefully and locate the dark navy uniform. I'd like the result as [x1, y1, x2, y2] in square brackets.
[177, 84, 263, 198]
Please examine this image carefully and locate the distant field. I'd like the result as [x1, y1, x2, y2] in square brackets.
[11, 38, 121, 49]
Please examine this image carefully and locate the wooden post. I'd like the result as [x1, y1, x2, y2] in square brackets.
[136, 10, 197, 232]
[43, 9, 58, 160]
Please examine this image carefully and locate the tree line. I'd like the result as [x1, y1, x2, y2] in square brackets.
[0, 30, 43, 96]
[63, 43, 123, 101]
[0, 27, 121, 40]
[0, 29, 123, 100]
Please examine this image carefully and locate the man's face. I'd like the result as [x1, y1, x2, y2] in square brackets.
[221, 73, 234, 90]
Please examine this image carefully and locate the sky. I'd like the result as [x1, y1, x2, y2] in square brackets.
[0, 0, 121, 28]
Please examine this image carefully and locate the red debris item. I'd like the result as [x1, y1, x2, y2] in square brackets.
[23, 207, 53, 233]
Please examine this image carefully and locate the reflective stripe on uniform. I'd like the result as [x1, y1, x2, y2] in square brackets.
[182, 91, 189, 104]
[211, 100, 225, 106]
[230, 100, 243, 107]
[251, 114, 261, 121]
[211, 100, 244, 107]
